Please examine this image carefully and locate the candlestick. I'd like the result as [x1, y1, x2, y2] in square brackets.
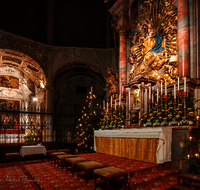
[110, 96, 112, 110]
[174, 84, 176, 103]
[157, 88, 159, 105]
[178, 77, 180, 94]
[184, 77, 186, 96]
[165, 81, 167, 99]
[161, 82, 163, 98]
[149, 86, 151, 103]
[107, 102, 108, 112]
[119, 94, 121, 109]
[129, 91, 131, 111]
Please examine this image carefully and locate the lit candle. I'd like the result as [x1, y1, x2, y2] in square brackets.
[165, 81, 167, 100]
[174, 84, 176, 103]
[129, 91, 131, 111]
[122, 85, 124, 94]
[190, 136, 192, 141]
[157, 88, 159, 105]
[149, 86, 151, 103]
[119, 94, 121, 109]
[187, 154, 190, 159]
[115, 100, 116, 112]
[110, 96, 112, 110]
[178, 77, 180, 94]
[103, 100, 105, 112]
[184, 77, 186, 96]
[161, 82, 163, 98]
[107, 102, 108, 114]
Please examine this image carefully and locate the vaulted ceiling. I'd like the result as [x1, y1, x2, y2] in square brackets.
[0, 0, 116, 48]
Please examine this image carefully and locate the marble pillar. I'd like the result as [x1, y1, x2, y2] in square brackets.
[119, 25, 127, 95]
[193, 0, 197, 78]
[189, 0, 194, 78]
[178, 0, 190, 77]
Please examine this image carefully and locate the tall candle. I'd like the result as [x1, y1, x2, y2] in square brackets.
[91, 86, 93, 93]
[165, 81, 167, 99]
[129, 91, 131, 111]
[149, 86, 151, 103]
[110, 96, 112, 110]
[119, 94, 121, 108]
[103, 100, 105, 112]
[161, 82, 163, 98]
[107, 102, 108, 113]
[174, 85, 176, 103]
[184, 77, 186, 96]
[115, 100, 116, 112]
[157, 88, 159, 105]
[178, 77, 180, 94]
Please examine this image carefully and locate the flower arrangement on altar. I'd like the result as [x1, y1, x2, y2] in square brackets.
[100, 104, 126, 129]
[140, 113, 148, 125]
[186, 108, 194, 121]
[0, 129, 25, 134]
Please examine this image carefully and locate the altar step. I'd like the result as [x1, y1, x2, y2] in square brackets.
[129, 168, 180, 189]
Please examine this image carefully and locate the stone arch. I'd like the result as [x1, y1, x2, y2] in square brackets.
[0, 48, 47, 105]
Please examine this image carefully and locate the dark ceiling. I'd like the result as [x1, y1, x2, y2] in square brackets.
[1, 0, 116, 48]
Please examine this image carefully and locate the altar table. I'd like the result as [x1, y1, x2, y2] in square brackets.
[20, 145, 46, 157]
[94, 128, 172, 164]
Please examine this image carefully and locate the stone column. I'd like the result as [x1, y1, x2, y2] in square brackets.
[118, 24, 127, 95]
[178, 0, 190, 77]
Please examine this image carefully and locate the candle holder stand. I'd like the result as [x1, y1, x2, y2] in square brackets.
[149, 102, 152, 113]
[164, 99, 168, 113]
[160, 97, 164, 107]
[173, 102, 177, 116]
[177, 93, 181, 106]
[182, 96, 188, 116]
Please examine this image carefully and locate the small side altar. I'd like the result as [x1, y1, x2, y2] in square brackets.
[94, 127, 172, 164]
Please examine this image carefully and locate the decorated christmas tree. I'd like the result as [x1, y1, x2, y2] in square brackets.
[76, 87, 101, 153]
[25, 125, 39, 142]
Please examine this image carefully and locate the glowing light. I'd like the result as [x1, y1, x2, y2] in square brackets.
[40, 81, 45, 88]
[33, 97, 38, 101]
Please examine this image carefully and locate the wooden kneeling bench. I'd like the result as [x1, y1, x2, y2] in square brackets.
[76, 161, 104, 182]
[93, 167, 128, 190]
[6, 153, 21, 164]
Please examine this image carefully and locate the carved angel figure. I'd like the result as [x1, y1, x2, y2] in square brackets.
[128, 0, 178, 83]
[106, 68, 119, 99]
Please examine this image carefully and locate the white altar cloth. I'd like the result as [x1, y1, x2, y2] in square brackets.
[20, 145, 46, 157]
[94, 127, 172, 164]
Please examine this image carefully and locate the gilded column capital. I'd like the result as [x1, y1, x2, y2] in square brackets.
[117, 23, 130, 36]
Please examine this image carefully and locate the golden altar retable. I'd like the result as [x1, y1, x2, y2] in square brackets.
[94, 128, 172, 164]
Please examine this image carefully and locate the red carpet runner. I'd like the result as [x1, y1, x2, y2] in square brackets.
[0, 153, 180, 190]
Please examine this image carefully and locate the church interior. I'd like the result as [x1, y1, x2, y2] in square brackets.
[1, 0, 200, 189]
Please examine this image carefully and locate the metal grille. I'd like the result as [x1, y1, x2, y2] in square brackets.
[0, 105, 79, 145]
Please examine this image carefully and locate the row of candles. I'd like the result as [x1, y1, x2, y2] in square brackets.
[103, 94, 122, 114]
[103, 77, 187, 113]
[150, 77, 186, 105]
